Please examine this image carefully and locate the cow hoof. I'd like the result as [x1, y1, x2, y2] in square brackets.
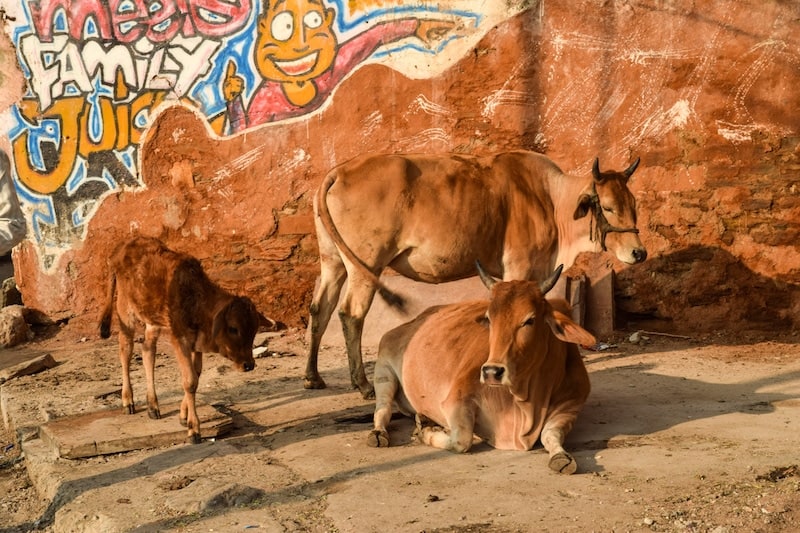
[188, 433, 202, 445]
[366, 430, 390, 448]
[147, 408, 161, 420]
[304, 376, 327, 390]
[360, 386, 376, 400]
[414, 414, 437, 432]
[549, 452, 577, 475]
[123, 405, 135, 415]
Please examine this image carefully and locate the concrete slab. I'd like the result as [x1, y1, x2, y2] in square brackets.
[37, 402, 233, 459]
[20, 435, 291, 532]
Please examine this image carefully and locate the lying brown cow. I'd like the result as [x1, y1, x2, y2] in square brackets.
[308, 150, 644, 397]
[368, 264, 595, 474]
[99, 237, 259, 444]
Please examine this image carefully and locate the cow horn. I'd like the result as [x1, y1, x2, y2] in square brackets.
[623, 157, 640, 179]
[539, 264, 564, 295]
[592, 158, 601, 181]
[475, 261, 496, 290]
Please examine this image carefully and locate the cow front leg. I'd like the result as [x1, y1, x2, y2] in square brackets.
[118, 327, 135, 415]
[192, 350, 203, 377]
[367, 407, 392, 447]
[174, 345, 202, 444]
[181, 350, 204, 427]
[367, 361, 400, 447]
[142, 324, 161, 419]
[305, 302, 328, 390]
[541, 422, 577, 474]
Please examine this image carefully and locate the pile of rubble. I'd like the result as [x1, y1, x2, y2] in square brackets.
[0, 264, 51, 349]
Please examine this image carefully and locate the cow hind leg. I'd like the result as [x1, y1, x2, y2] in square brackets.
[338, 279, 378, 399]
[541, 423, 577, 475]
[339, 312, 374, 399]
[142, 324, 161, 420]
[118, 326, 136, 415]
[305, 262, 347, 390]
[173, 341, 202, 444]
[414, 411, 474, 453]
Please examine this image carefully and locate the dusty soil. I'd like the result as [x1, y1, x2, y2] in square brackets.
[1, 324, 799, 533]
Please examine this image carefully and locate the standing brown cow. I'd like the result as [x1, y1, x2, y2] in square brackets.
[99, 237, 259, 444]
[308, 151, 645, 398]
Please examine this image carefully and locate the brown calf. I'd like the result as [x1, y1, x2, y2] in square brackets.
[99, 237, 259, 444]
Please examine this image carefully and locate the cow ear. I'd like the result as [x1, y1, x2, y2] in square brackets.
[546, 310, 597, 347]
[573, 193, 593, 220]
[211, 306, 227, 339]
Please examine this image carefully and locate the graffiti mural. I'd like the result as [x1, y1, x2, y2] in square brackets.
[213, 0, 468, 133]
[7, 0, 482, 268]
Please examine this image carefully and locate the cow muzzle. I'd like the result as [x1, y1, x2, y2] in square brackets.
[481, 364, 506, 386]
[614, 242, 647, 265]
[230, 356, 256, 372]
[631, 247, 647, 263]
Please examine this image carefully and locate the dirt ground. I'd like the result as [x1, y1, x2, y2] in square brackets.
[1, 323, 799, 533]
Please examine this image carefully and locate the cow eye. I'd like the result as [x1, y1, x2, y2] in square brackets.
[602, 205, 615, 214]
[476, 315, 490, 328]
[227, 326, 239, 336]
[521, 314, 535, 327]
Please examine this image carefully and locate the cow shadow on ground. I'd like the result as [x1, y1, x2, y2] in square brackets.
[218, 351, 800, 470]
[133, 358, 800, 530]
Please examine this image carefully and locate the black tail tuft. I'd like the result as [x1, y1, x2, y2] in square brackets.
[99, 316, 111, 339]
[99, 272, 116, 339]
[378, 286, 407, 314]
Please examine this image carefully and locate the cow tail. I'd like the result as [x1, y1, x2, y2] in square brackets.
[99, 272, 117, 339]
[317, 171, 407, 313]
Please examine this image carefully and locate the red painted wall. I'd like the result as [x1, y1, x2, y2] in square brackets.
[6, 3, 800, 336]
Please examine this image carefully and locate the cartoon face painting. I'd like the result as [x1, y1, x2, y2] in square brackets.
[217, 0, 467, 133]
[255, 0, 339, 86]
